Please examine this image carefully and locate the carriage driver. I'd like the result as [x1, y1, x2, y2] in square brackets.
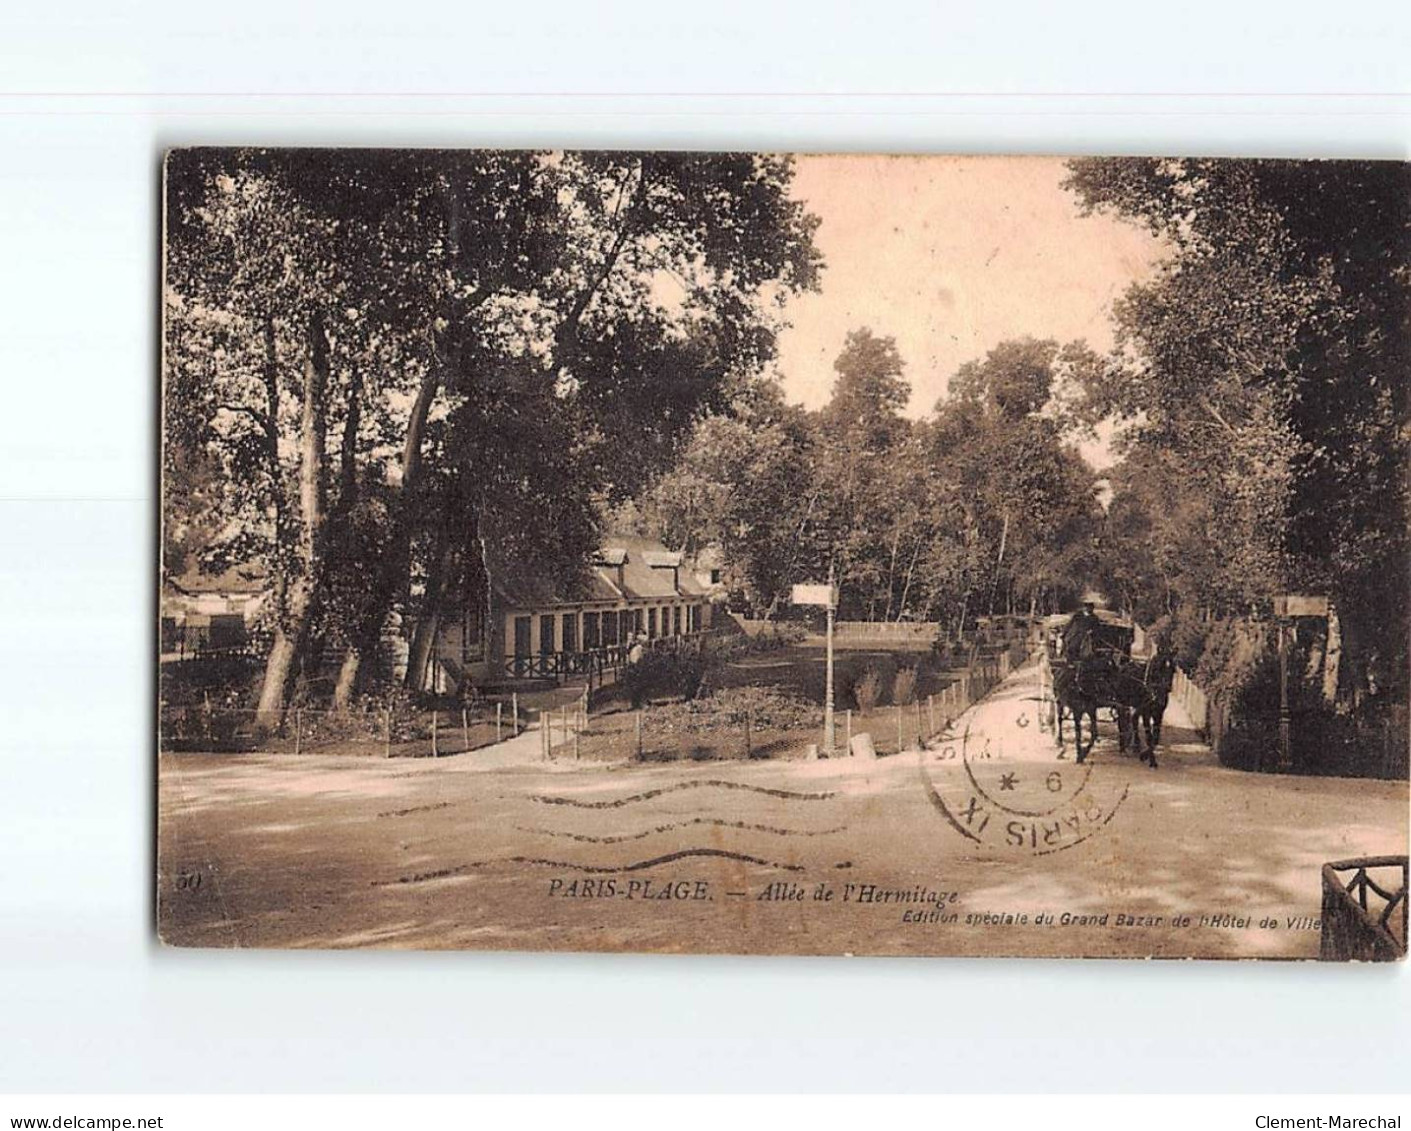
[1063, 601, 1101, 661]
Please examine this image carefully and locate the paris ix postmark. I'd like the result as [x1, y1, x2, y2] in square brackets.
[919, 715, 1130, 855]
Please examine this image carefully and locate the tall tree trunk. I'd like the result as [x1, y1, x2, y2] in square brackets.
[255, 313, 329, 735]
[335, 360, 441, 700]
[332, 648, 362, 710]
[895, 541, 921, 622]
[1324, 602, 1345, 707]
[882, 527, 901, 621]
[340, 167, 642, 693]
[987, 510, 1009, 617]
[325, 370, 367, 713]
[405, 530, 453, 692]
[335, 275, 505, 690]
[260, 314, 289, 617]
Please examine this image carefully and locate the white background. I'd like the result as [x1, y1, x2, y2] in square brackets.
[0, 1, 1408, 1094]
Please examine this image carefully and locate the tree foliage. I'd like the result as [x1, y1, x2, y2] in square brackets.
[637, 330, 1103, 628]
[163, 149, 821, 723]
[1065, 157, 1410, 704]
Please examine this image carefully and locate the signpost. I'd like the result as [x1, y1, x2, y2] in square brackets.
[793, 563, 839, 756]
[1273, 594, 1330, 771]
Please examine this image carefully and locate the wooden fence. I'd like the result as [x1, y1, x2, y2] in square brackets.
[1319, 856, 1408, 961]
[159, 697, 533, 758]
[831, 621, 941, 646]
[503, 629, 726, 685]
[1170, 666, 1210, 734]
[553, 639, 1025, 764]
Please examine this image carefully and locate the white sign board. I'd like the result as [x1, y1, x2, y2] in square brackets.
[791, 583, 838, 608]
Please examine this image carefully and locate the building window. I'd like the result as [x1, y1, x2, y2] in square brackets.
[562, 612, 578, 654]
[673, 605, 682, 636]
[513, 616, 532, 658]
[539, 614, 555, 655]
[603, 610, 619, 647]
[633, 608, 644, 636]
[462, 599, 485, 662]
[710, 568, 721, 585]
[648, 607, 658, 638]
[584, 611, 601, 650]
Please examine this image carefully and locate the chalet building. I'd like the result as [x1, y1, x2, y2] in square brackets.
[160, 565, 267, 658]
[161, 538, 721, 691]
[429, 534, 716, 690]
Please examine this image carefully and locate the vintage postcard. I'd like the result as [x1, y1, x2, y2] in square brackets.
[159, 150, 1408, 959]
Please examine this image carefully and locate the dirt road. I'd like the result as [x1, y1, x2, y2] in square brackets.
[158, 660, 1407, 958]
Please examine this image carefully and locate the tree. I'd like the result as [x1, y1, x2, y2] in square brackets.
[390, 152, 823, 692]
[637, 383, 820, 613]
[163, 149, 823, 722]
[1065, 158, 1410, 703]
[923, 338, 1104, 628]
[165, 155, 385, 732]
[813, 329, 914, 618]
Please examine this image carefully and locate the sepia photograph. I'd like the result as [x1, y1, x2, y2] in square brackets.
[158, 149, 1409, 960]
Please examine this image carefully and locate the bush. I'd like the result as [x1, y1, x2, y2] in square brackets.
[158, 655, 263, 708]
[634, 686, 823, 762]
[1210, 650, 1280, 771]
[893, 665, 918, 706]
[645, 686, 822, 739]
[854, 667, 884, 711]
[1188, 619, 1329, 774]
[622, 650, 706, 707]
[299, 685, 428, 742]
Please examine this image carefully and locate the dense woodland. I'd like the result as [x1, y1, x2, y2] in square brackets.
[164, 152, 1408, 767]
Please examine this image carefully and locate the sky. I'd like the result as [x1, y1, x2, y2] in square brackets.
[771, 156, 1166, 434]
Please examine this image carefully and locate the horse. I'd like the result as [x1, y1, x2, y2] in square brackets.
[1049, 625, 1115, 762]
[1139, 647, 1177, 746]
[1051, 631, 1165, 765]
[1051, 659, 1101, 762]
[1103, 649, 1177, 768]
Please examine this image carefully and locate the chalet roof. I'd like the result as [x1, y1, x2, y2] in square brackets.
[489, 545, 622, 610]
[493, 534, 704, 609]
[165, 563, 267, 596]
[678, 571, 710, 597]
[613, 549, 681, 600]
[595, 534, 694, 601]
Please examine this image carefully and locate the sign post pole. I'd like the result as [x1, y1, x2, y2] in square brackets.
[1273, 595, 1326, 772]
[1274, 616, 1291, 772]
[794, 570, 840, 757]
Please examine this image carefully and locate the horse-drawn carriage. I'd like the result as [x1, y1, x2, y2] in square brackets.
[1038, 607, 1175, 767]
